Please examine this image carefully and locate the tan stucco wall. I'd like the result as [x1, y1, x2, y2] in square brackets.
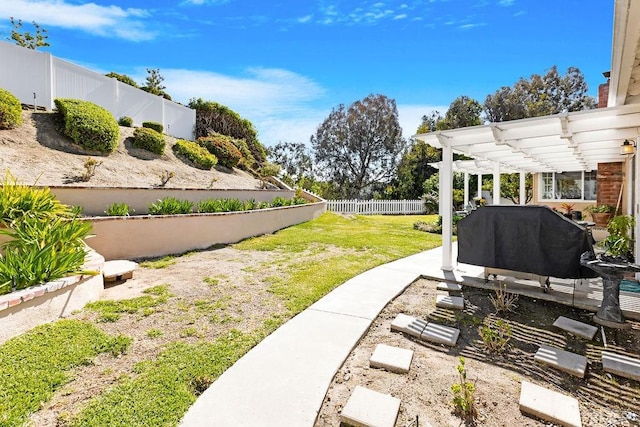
[50, 187, 297, 216]
[85, 201, 327, 260]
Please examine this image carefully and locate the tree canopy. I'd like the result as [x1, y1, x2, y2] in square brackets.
[391, 140, 440, 199]
[436, 95, 483, 130]
[105, 72, 139, 88]
[483, 66, 596, 122]
[268, 142, 313, 183]
[141, 68, 171, 100]
[311, 94, 406, 199]
[7, 17, 49, 50]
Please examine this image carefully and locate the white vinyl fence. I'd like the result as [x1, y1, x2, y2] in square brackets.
[326, 199, 426, 215]
[0, 41, 195, 140]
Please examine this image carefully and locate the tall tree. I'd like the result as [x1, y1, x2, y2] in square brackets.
[436, 95, 482, 130]
[499, 173, 533, 204]
[393, 140, 440, 199]
[141, 68, 171, 100]
[268, 142, 313, 182]
[416, 111, 443, 134]
[311, 94, 406, 199]
[7, 17, 49, 49]
[484, 65, 596, 122]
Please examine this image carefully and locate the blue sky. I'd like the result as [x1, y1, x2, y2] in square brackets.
[0, 0, 614, 147]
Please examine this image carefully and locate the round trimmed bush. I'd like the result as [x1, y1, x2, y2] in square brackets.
[173, 139, 218, 170]
[54, 98, 119, 153]
[198, 133, 243, 168]
[133, 127, 166, 155]
[142, 121, 163, 133]
[0, 88, 22, 130]
[118, 116, 133, 127]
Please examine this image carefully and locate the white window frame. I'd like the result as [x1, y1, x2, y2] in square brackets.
[539, 171, 597, 201]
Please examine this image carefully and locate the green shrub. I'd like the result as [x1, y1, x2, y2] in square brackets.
[105, 202, 133, 216]
[479, 319, 512, 353]
[196, 198, 246, 213]
[142, 121, 163, 133]
[148, 197, 193, 215]
[198, 133, 243, 168]
[173, 139, 218, 170]
[54, 98, 119, 153]
[133, 127, 165, 155]
[118, 116, 133, 127]
[0, 87, 22, 130]
[270, 197, 292, 208]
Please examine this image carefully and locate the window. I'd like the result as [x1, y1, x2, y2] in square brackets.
[540, 171, 597, 201]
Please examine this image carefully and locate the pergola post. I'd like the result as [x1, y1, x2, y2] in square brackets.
[493, 163, 501, 205]
[477, 174, 482, 199]
[519, 172, 526, 205]
[437, 135, 454, 271]
[463, 172, 469, 208]
[635, 145, 639, 273]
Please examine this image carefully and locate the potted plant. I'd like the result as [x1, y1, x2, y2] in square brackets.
[560, 203, 575, 219]
[585, 204, 615, 227]
[600, 215, 635, 262]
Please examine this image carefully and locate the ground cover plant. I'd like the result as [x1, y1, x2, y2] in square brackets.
[2, 213, 439, 426]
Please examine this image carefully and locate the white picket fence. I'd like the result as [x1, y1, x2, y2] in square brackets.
[326, 199, 425, 215]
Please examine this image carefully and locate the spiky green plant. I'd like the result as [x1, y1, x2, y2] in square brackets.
[148, 197, 193, 215]
[105, 202, 133, 216]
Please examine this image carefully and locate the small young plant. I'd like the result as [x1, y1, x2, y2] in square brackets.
[451, 357, 476, 419]
[158, 170, 175, 187]
[105, 202, 133, 216]
[81, 157, 102, 182]
[489, 282, 518, 314]
[479, 319, 512, 353]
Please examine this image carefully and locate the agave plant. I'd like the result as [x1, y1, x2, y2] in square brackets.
[148, 197, 194, 215]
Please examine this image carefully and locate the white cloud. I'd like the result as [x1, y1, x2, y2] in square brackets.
[298, 15, 313, 23]
[150, 67, 328, 146]
[0, 0, 155, 41]
[498, 0, 514, 6]
[394, 14, 408, 20]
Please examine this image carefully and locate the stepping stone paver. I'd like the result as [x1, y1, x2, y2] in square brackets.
[553, 316, 597, 340]
[390, 313, 427, 338]
[340, 385, 400, 427]
[602, 351, 640, 381]
[435, 294, 464, 310]
[103, 260, 138, 282]
[421, 322, 460, 347]
[436, 282, 462, 292]
[369, 344, 413, 374]
[534, 345, 588, 378]
[519, 381, 582, 427]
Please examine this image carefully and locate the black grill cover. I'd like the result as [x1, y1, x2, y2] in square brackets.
[457, 205, 597, 279]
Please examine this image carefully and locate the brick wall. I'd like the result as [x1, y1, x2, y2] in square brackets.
[597, 162, 624, 209]
[598, 82, 609, 108]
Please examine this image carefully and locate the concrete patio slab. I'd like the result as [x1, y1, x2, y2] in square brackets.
[369, 344, 413, 374]
[553, 316, 598, 340]
[519, 381, 582, 427]
[602, 351, 640, 381]
[436, 282, 463, 292]
[421, 322, 460, 346]
[534, 345, 588, 378]
[340, 386, 401, 427]
[179, 309, 370, 426]
[435, 294, 464, 310]
[390, 313, 427, 338]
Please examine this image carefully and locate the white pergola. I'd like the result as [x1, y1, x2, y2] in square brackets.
[414, 104, 640, 271]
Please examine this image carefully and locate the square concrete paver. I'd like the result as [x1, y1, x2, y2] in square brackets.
[553, 316, 597, 340]
[534, 345, 587, 378]
[340, 386, 401, 427]
[370, 344, 413, 374]
[436, 282, 462, 292]
[390, 313, 427, 338]
[602, 351, 640, 381]
[421, 322, 460, 346]
[435, 295, 464, 310]
[103, 260, 138, 282]
[519, 381, 582, 427]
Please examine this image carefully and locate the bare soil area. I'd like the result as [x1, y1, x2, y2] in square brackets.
[316, 279, 640, 427]
[0, 110, 264, 189]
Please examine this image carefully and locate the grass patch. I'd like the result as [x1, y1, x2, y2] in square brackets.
[0, 320, 124, 427]
[85, 285, 172, 321]
[139, 256, 177, 269]
[71, 329, 263, 427]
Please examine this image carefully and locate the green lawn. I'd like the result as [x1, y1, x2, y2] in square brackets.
[0, 212, 441, 426]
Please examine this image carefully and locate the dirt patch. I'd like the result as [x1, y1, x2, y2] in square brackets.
[316, 279, 640, 427]
[0, 110, 264, 189]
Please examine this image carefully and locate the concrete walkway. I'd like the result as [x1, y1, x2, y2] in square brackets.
[180, 244, 640, 426]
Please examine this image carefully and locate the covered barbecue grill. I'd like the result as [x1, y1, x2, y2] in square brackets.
[457, 205, 597, 289]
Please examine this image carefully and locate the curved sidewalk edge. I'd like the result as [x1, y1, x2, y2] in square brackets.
[179, 248, 446, 427]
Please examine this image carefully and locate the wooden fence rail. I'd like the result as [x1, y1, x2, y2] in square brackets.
[326, 199, 426, 215]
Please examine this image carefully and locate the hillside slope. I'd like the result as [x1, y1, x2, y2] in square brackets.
[0, 110, 264, 189]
